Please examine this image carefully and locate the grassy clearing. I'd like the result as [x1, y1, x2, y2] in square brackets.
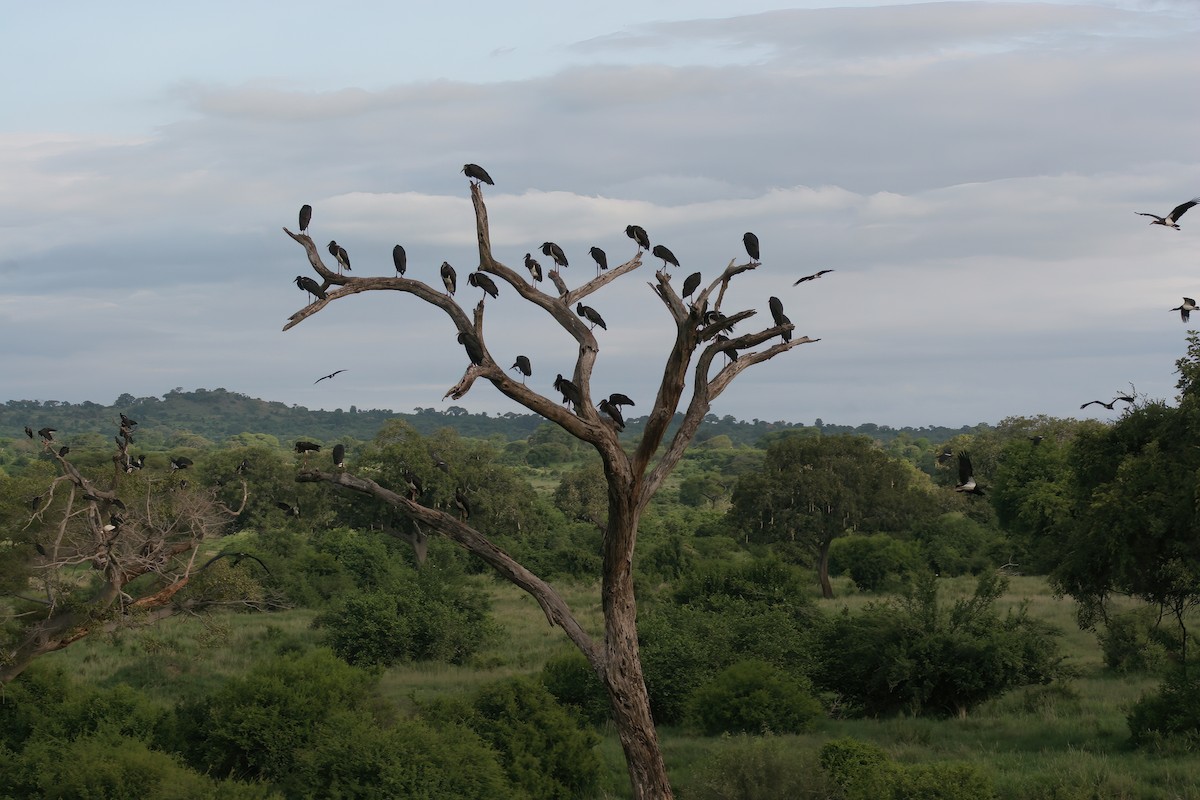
[39, 572, 1200, 799]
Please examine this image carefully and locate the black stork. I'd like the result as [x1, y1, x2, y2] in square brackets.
[393, 245, 406, 276]
[468, 271, 499, 299]
[607, 392, 635, 408]
[462, 163, 494, 185]
[511, 355, 532, 383]
[576, 303, 607, 330]
[554, 374, 583, 410]
[24, 426, 33, 438]
[299, 204, 312, 234]
[743, 232, 760, 263]
[295, 275, 327, 302]
[651, 244, 679, 269]
[403, 469, 424, 501]
[625, 224, 650, 251]
[955, 452, 984, 496]
[275, 501, 300, 517]
[38, 428, 55, 441]
[457, 331, 485, 366]
[524, 253, 543, 283]
[294, 442, 321, 466]
[170, 456, 193, 472]
[589, 246, 608, 276]
[541, 241, 568, 271]
[768, 296, 792, 343]
[440, 262, 457, 296]
[327, 240, 351, 274]
[314, 369, 346, 384]
[1171, 297, 1197, 322]
[332, 444, 345, 469]
[1137, 197, 1200, 230]
[682, 272, 702, 299]
[598, 398, 625, 431]
[794, 270, 834, 285]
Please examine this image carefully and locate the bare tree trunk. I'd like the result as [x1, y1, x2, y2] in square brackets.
[818, 535, 835, 599]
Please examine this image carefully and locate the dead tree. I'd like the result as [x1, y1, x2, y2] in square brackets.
[1, 424, 251, 683]
[282, 179, 818, 800]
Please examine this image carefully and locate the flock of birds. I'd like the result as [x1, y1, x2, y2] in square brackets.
[940, 195, 1200, 499]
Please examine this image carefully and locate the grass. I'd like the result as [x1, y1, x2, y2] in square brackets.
[37, 572, 1200, 799]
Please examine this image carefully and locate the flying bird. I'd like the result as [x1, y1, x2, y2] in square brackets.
[682, 272, 702, 299]
[294, 441, 321, 454]
[935, 447, 954, 466]
[1029, 436, 1044, 447]
[332, 444, 345, 469]
[440, 262, 457, 296]
[743, 232, 760, 262]
[295, 275, 327, 302]
[198, 551, 272, 575]
[275, 501, 300, 517]
[1080, 399, 1117, 411]
[432, 452, 450, 473]
[511, 355, 532, 382]
[524, 253, 543, 283]
[598, 398, 625, 431]
[607, 392, 635, 408]
[462, 163, 494, 185]
[57, 446, 69, 458]
[38, 428, 55, 441]
[1136, 197, 1200, 230]
[541, 241, 568, 271]
[1171, 297, 1197, 322]
[326, 240, 351, 274]
[120, 413, 137, 428]
[955, 452, 984, 495]
[768, 296, 792, 342]
[24, 426, 33, 438]
[589, 246, 608, 275]
[393, 245, 407, 276]
[793, 270, 834, 285]
[315, 369, 347, 384]
[468, 271, 500, 299]
[651, 244, 679, 269]
[170, 456, 193, 471]
[576, 303, 607, 330]
[236, 459, 248, 474]
[625, 224, 650, 251]
[299, 204, 312, 234]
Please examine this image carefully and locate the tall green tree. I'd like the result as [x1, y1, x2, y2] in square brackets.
[728, 435, 940, 597]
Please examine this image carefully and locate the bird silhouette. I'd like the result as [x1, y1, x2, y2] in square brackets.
[1137, 197, 1200, 230]
[1029, 435, 1045, 446]
[768, 296, 792, 342]
[295, 275, 327, 302]
[511, 355, 532, 382]
[576, 303, 607, 330]
[393, 245, 407, 276]
[468, 271, 499, 299]
[170, 456, 193, 471]
[607, 392, 635, 408]
[57, 446, 69, 458]
[794, 270, 834, 285]
[462, 163, 494, 185]
[935, 447, 954, 466]
[403, 469, 424, 501]
[120, 413, 137, 428]
[1171, 297, 1197, 322]
[715, 334, 739, 362]
[955, 452, 984, 495]
[541, 242, 568, 271]
[651, 244, 679, 269]
[332, 444, 345, 468]
[326, 240, 351, 274]
[38, 427, 55, 441]
[682, 272, 702, 299]
[432, 452, 450, 473]
[457, 331, 485, 365]
[440, 262, 457, 296]
[198, 551, 272, 575]
[554, 374, 583, 409]
[1080, 399, 1117, 411]
[294, 441, 321, 454]
[625, 225, 650, 251]
[299, 204, 312, 234]
[743, 232, 760, 262]
[275, 501, 300, 517]
[589, 246, 608, 275]
[24, 426, 33, 438]
[314, 369, 346, 384]
[524, 253, 543, 283]
[598, 398, 626, 431]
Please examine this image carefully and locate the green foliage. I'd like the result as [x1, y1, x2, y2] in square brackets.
[829, 533, 921, 591]
[424, 676, 601, 800]
[689, 734, 834, 800]
[687, 659, 823, 735]
[819, 738, 996, 800]
[1127, 671, 1200, 750]
[540, 648, 611, 727]
[909, 512, 1005, 577]
[1097, 607, 1171, 674]
[817, 573, 1065, 717]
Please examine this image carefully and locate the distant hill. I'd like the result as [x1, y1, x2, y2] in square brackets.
[0, 387, 985, 451]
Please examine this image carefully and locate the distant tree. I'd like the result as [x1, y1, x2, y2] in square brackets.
[283, 177, 818, 799]
[0, 422, 251, 683]
[728, 435, 939, 597]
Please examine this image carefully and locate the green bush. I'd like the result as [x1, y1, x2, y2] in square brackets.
[1097, 607, 1171, 674]
[687, 660, 823, 735]
[828, 534, 920, 591]
[689, 734, 833, 800]
[819, 737, 996, 800]
[1127, 670, 1200, 750]
[817, 573, 1064, 717]
[540, 649, 610, 727]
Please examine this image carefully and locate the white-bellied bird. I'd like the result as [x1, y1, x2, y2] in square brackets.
[1172, 297, 1197, 322]
[1137, 197, 1200, 229]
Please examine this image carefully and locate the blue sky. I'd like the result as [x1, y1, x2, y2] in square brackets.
[3, 1, 1199, 429]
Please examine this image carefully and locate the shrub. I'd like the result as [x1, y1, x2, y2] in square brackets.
[688, 660, 823, 735]
[1097, 607, 1171, 674]
[1127, 670, 1200, 750]
[540, 649, 610, 727]
[828, 534, 920, 591]
[819, 738, 996, 800]
[689, 734, 833, 800]
[817, 573, 1064, 717]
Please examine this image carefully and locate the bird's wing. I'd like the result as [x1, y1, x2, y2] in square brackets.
[957, 452, 972, 484]
[793, 274, 814, 285]
[1134, 212, 1161, 219]
[1186, 298, 1196, 306]
[1169, 198, 1200, 221]
[1080, 400, 1099, 409]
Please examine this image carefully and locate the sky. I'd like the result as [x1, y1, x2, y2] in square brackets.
[2, 0, 1199, 430]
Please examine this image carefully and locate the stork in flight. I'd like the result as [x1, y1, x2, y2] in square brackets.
[1171, 297, 1197, 323]
[1136, 197, 1199, 229]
